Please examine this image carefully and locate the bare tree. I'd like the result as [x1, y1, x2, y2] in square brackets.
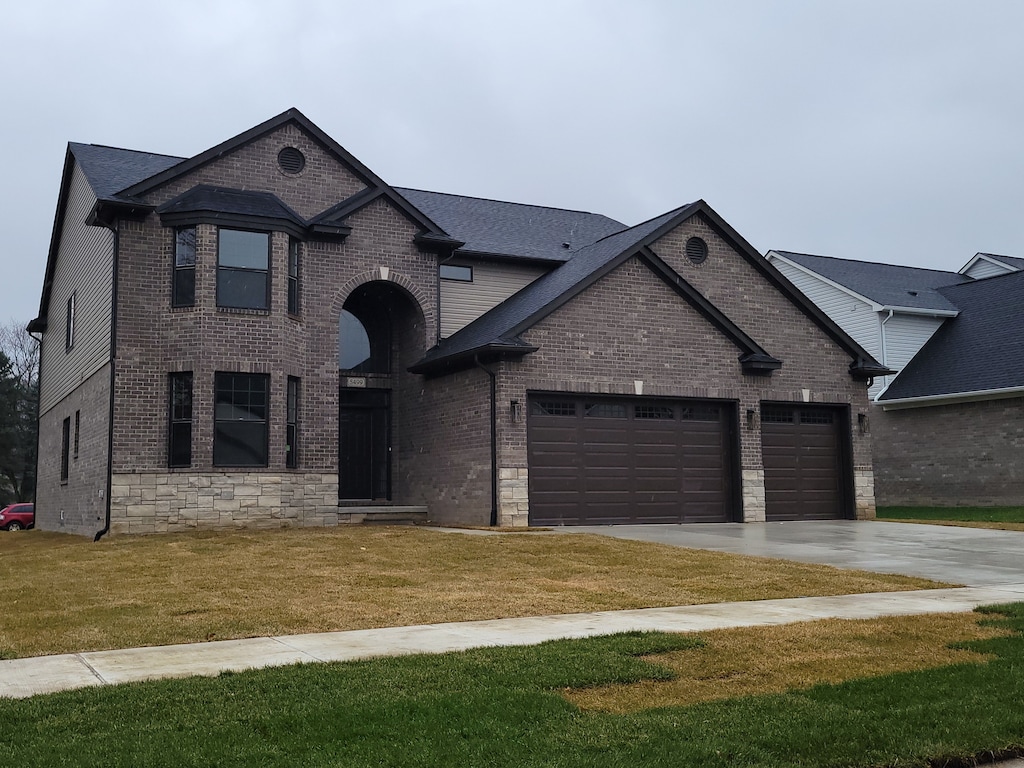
[0, 319, 38, 504]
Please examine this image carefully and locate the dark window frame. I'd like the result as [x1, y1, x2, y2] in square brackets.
[65, 293, 76, 351]
[73, 410, 80, 459]
[287, 238, 301, 316]
[60, 416, 70, 482]
[286, 376, 300, 469]
[213, 372, 269, 467]
[172, 226, 197, 308]
[440, 264, 473, 282]
[216, 228, 271, 310]
[168, 372, 194, 468]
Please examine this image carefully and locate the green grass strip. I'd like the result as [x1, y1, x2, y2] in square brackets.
[2, 607, 1024, 767]
[878, 506, 1024, 523]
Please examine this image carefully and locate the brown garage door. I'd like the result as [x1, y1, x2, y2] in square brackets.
[761, 404, 848, 521]
[528, 395, 736, 525]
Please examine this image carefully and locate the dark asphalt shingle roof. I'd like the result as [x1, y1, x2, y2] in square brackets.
[773, 250, 968, 313]
[156, 185, 305, 225]
[395, 188, 625, 262]
[69, 143, 184, 200]
[414, 205, 696, 366]
[879, 269, 1024, 400]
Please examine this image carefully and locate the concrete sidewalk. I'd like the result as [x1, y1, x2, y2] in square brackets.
[4, 583, 1024, 699]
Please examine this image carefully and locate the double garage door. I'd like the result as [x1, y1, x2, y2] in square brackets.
[527, 396, 849, 525]
[527, 395, 736, 525]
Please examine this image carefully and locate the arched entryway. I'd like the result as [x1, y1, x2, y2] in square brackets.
[338, 281, 425, 502]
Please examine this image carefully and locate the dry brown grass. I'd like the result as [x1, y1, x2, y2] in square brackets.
[1, 526, 942, 658]
[565, 612, 1010, 712]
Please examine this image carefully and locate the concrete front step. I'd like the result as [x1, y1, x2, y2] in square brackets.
[338, 506, 429, 525]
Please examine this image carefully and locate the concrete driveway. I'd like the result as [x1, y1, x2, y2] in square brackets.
[566, 520, 1024, 587]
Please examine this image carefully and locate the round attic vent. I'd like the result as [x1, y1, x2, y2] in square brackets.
[277, 147, 306, 174]
[686, 236, 708, 264]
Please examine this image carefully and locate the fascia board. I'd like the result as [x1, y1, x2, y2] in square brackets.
[879, 385, 1024, 410]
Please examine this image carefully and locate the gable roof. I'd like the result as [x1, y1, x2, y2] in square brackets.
[412, 201, 885, 379]
[771, 250, 967, 313]
[877, 269, 1024, 405]
[69, 143, 184, 200]
[395, 188, 625, 263]
[959, 252, 1024, 277]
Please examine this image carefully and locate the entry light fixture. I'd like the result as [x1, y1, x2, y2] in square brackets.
[510, 399, 523, 423]
[858, 412, 869, 435]
[746, 408, 756, 428]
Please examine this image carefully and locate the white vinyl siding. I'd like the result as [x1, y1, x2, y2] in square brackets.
[876, 313, 946, 396]
[440, 260, 548, 338]
[962, 258, 1016, 280]
[772, 258, 880, 358]
[39, 162, 115, 415]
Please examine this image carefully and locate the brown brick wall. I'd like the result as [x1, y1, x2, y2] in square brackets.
[35, 364, 111, 535]
[873, 398, 1024, 506]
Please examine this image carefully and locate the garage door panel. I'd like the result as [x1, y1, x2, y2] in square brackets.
[761, 404, 846, 521]
[529, 396, 736, 525]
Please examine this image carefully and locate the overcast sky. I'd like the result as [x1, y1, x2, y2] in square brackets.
[3, 0, 1023, 325]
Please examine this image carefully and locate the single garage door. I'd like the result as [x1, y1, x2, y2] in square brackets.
[528, 395, 736, 525]
[761, 404, 848, 521]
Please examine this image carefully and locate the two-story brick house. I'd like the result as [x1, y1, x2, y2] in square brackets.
[30, 109, 889, 537]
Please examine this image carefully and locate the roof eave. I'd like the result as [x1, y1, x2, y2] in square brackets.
[408, 341, 539, 376]
[878, 384, 1024, 410]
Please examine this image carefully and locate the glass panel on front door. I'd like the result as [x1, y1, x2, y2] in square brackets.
[338, 389, 390, 500]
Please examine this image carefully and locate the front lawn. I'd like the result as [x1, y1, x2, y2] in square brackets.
[878, 506, 1024, 531]
[0, 526, 939, 658]
[1, 606, 1022, 767]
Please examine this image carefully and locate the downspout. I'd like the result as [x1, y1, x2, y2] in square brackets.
[473, 355, 498, 527]
[877, 309, 894, 398]
[27, 329, 43, 508]
[94, 220, 119, 542]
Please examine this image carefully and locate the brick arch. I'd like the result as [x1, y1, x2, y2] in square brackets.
[331, 268, 435, 349]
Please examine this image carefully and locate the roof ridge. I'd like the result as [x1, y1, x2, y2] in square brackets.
[774, 249, 963, 277]
[395, 186, 620, 220]
[587, 203, 694, 248]
[71, 142, 186, 161]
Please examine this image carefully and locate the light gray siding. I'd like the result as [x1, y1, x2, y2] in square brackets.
[771, 258, 880, 356]
[38, 163, 115, 415]
[962, 258, 1016, 280]
[877, 313, 946, 394]
[440, 260, 548, 337]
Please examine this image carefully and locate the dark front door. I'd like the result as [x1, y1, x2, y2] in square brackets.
[339, 389, 390, 500]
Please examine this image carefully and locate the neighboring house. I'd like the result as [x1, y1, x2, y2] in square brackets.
[29, 109, 887, 537]
[766, 250, 1024, 507]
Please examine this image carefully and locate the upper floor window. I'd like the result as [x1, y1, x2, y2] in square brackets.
[217, 229, 269, 310]
[65, 293, 76, 351]
[440, 264, 473, 282]
[288, 238, 301, 315]
[173, 227, 197, 307]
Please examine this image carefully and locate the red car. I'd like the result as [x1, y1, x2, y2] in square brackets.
[0, 503, 34, 531]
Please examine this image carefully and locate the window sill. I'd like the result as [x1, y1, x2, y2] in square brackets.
[217, 306, 270, 316]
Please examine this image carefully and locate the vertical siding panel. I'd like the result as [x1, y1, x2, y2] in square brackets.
[440, 261, 548, 337]
[38, 162, 114, 415]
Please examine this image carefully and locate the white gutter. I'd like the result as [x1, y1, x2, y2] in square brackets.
[879, 385, 1024, 410]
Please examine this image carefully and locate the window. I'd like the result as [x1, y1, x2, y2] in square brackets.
[531, 400, 576, 417]
[217, 229, 270, 309]
[73, 410, 80, 459]
[168, 373, 193, 467]
[584, 403, 627, 419]
[339, 309, 390, 373]
[440, 264, 472, 282]
[214, 373, 268, 466]
[65, 293, 76, 350]
[287, 238, 301, 315]
[60, 417, 70, 482]
[286, 376, 300, 469]
[173, 227, 197, 307]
